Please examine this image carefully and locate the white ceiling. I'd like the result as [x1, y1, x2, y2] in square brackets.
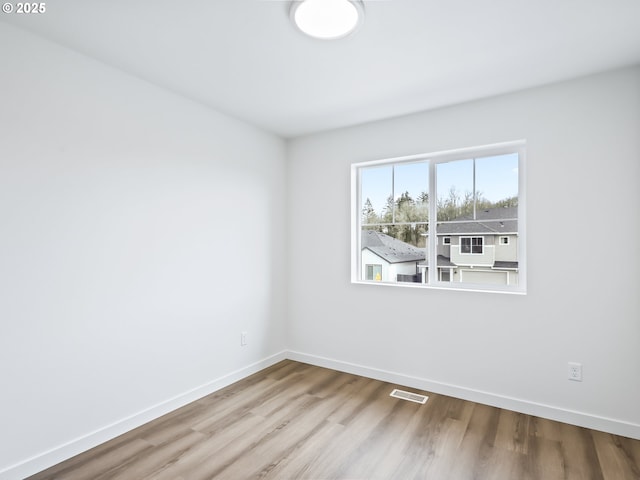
[4, 0, 640, 138]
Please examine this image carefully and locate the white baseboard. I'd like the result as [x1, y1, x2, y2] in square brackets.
[287, 350, 640, 441]
[0, 351, 288, 480]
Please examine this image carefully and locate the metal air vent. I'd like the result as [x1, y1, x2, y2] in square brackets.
[390, 389, 428, 404]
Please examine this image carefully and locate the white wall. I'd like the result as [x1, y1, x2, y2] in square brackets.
[287, 66, 640, 438]
[0, 23, 287, 478]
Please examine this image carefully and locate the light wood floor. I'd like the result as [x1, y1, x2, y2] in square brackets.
[29, 360, 640, 480]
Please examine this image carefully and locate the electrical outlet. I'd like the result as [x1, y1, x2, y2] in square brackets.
[241, 331, 247, 346]
[568, 362, 582, 381]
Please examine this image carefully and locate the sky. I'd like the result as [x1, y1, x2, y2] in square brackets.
[361, 153, 518, 217]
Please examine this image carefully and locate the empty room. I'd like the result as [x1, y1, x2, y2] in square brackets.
[1, 1, 639, 479]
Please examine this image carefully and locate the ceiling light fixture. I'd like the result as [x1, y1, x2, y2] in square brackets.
[290, 0, 365, 40]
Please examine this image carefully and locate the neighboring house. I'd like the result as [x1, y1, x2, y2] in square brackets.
[427, 206, 519, 285]
[361, 230, 424, 282]
[362, 206, 518, 285]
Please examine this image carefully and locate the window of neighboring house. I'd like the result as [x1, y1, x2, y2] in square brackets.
[366, 264, 382, 281]
[352, 141, 526, 293]
[461, 236, 483, 254]
[440, 269, 452, 282]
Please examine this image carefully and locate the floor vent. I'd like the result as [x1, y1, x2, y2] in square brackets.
[390, 389, 428, 404]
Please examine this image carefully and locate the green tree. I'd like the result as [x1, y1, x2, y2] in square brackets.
[380, 195, 399, 238]
[379, 191, 427, 247]
[493, 195, 518, 208]
[395, 191, 415, 222]
[416, 191, 429, 224]
[437, 186, 517, 220]
[395, 191, 416, 243]
[437, 186, 464, 221]
[362, 198, 378, 224]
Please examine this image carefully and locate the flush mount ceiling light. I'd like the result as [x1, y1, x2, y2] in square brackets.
[290, 0, 365, 40]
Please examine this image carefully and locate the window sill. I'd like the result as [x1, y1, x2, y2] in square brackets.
[351, 279, 526, 295]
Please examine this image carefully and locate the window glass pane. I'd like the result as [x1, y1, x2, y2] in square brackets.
[461, 238, 471, 254]
[436, 153, 519, 287]
[472, 237, 483, 254]
[359, 161, 428, 285]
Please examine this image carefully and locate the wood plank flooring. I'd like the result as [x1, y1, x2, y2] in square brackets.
[28, 360, 640, 479]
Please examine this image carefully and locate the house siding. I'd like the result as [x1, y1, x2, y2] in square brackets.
[361, 249, 420, 283]
[361, 249, 387, 281]
[450, 235, 495, 266]
[390, 262, 420, 280]
[494, 234, 518, 262]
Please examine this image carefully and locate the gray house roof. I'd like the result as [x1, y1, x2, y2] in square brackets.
[361, 230, 425, 264]
[493, 261, 519, 269]
[437, 206, 518, 235]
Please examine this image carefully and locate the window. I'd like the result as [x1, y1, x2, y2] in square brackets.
[366, 264, 382, 281]
[440, 269, 452, 282]
[352, 141, 525, 293]
[461, 236, 483, 254]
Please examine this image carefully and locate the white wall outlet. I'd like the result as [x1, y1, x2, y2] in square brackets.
[568, 362, 582, 381]
[241, 331, 247, 346]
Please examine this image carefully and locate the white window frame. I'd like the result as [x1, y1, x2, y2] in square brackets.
[351, 140, 526, 294]
[499, 236, 510, 245]
[442, 237, 451, 245]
